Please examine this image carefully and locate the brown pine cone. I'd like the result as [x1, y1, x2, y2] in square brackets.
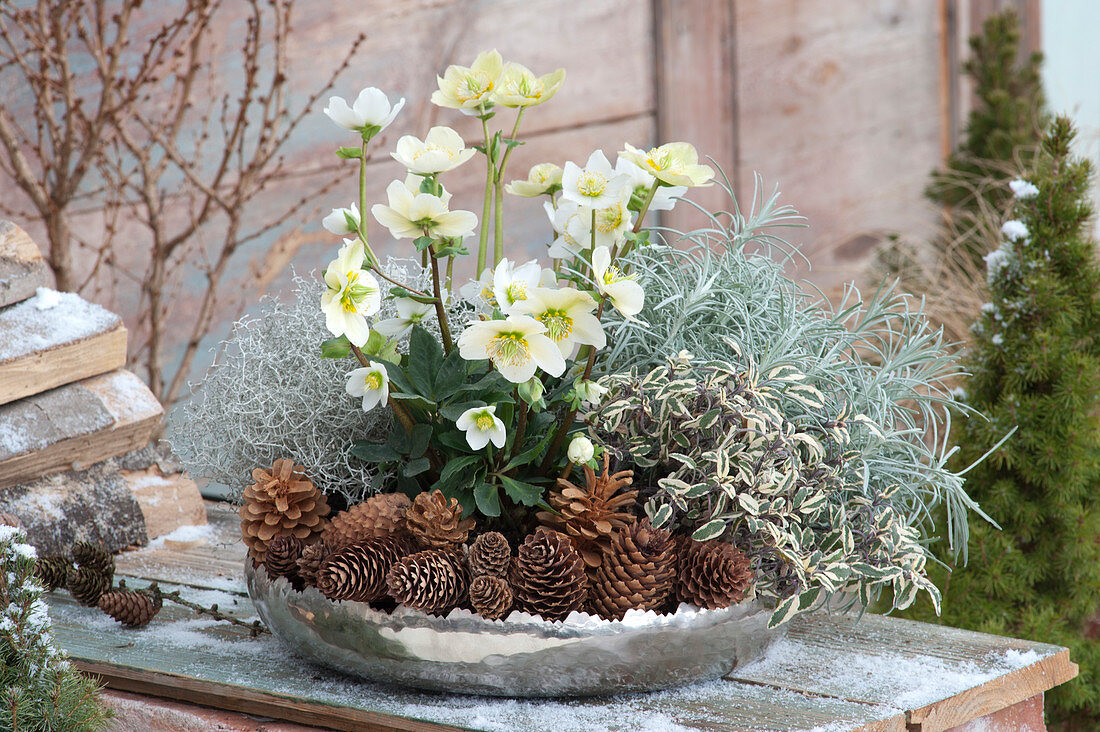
[99, 590, 162, 628]
[406, 490, 475, 550]
[71, 542, 114, 576]
[264, 535, 303, 583]
[317, 535, 414, 603]
[296, 539, 332, 588]
[537, 453, 637, 569]
[676, 539, 753, 609]
[322, 493, 411, 550]
[589, 519, 678, 620]
[509, 528, 587, 622]
[34, 556, 72, 592]
[468, 532, 511, 577]
[469, 575, 513, 620]
[386, 548, 469, 615]
[68, 566, 112, 607]
[239, 458, 330, 565]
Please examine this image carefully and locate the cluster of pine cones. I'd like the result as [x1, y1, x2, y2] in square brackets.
[245, 456, 755, 622]
[34, 542, 162, 628]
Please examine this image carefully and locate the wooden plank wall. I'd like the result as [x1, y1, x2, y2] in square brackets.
[0, 0, 1040, 381]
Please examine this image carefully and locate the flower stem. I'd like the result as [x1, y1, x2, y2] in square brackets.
[616, 180, 661, 262]
[429, 251, 453, 354]
[357, 140, 380, 268]
[492, 109, 525, 266]
[477, 116, 494, 274]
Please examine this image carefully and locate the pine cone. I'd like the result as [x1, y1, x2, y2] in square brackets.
[386, 548, 469, 615]
[264, 535, 303, 583]
[71, 541, 114, 576]
[469, 575, 513, 620]
[296, 540, 332, 588]
[34, 556, 72, 592]
[406, 490, 475, 550]
[537, 453, 637, 569]
[509, 529, 587, 622]
[99, 590, 162, 628]
[239, 458, 330, 565]
[322, 493, 411, 550]
[676, 539, 753, 609]
[317, 535, 414, 603]
[468, 532, 511, 577]
[68, 566, 112, 607]
[589, 519, 678, 620]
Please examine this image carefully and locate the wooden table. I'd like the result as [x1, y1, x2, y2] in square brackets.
[46, 503, 1077, 732]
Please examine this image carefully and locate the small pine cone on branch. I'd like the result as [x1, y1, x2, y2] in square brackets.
[322, 493, 412, 550]
[676, 539, 753, 610]
[68, 566, 112, 607]
[469, 575, 513, 620]
[537, 453, 637, 569]
[296, 540, 332, 588]
[468, 532, 511, 577]
[406, 490, 475, 550]
[99, 590, 162, 628]
[264, 535, 303, 585]
[386, 548, 469, 615]
[317, 535, 415, 603]
[589, 519, 678, 620]
[239, 458, 330, 566]
[509, 529, 587, 622]
[34, 556, 73, 592]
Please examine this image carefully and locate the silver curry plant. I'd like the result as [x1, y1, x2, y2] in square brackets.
[587, 354, 941, 628]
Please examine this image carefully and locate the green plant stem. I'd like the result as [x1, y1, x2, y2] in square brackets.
[356, 140, 381, 268]
[478, 116, 494, 274]
[493, 109, 525, 265]
[616, 181, 660, 262]
[445, 255, 455, 291]
[511, 396, 529, 461]
[429, 249, 453, 354]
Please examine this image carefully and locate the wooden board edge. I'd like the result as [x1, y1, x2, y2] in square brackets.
[907, 649, 1079, 731]
[0, 325, 127, 406]
[722, 676, 908, 731]
[72, 658, 469, 732]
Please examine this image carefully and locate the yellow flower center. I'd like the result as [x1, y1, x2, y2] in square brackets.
[486, 332, 531, 368]
[603, 265, 625, 285]
[364, 372, 383, 390]
[479, 285, 495, 302]
[538, 308, 573, 342]
[505, 281, 528, 305]
[502, 75, 542, 100]
[475, 413, 495, 431]
[645, 148, 685, 175]
[340, 270, 375, 313]
[576, 170, 608, 198]
[595, 204, 625, 233]
[413, 144, 457, 162]
[456, 71, 492, 103]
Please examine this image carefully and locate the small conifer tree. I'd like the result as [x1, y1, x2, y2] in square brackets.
[0, 527, 109, 731]
[937, 117, 1100, 727]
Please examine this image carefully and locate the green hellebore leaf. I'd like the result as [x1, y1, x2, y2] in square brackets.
[350, 441, 401, 463]
[473, 483, 502, 517]
[320, 335, 352, 359]
[335, 146, 363, 159]
[499, 476, 543, 506]
[404, 457, 432, 478]
[413, 236, 435, 252]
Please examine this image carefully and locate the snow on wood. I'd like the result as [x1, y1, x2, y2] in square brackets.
[0, 221, 54, 309]
[122, 465, 208, 542]
[0, 370, 162, 489]
[0, 287, 126, 406]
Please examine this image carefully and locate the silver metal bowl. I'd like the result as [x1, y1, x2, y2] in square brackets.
[246, 561, 784, 697]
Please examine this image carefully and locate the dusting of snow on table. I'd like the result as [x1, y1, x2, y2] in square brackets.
[142, 524, 215, 551]
[0, 289, 120, 363]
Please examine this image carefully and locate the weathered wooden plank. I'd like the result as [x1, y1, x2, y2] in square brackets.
[0, 370, 163, 489]
[0, 289, 126, 405]
[122, 465, 209, 541]
[0, 220, 54, 308]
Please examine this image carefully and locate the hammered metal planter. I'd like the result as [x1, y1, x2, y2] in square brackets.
[246, 561, 784, 697]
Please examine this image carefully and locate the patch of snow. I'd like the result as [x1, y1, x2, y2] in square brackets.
[991, 334, 1003, 346]
[142, 523, 214, 550]
[983, 244, 1014, 286]
[1001, 219, 1030, 242]
[1009, 179, 1040, 200]
[0, 290, 120, 362]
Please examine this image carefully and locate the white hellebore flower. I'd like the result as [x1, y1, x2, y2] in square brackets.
[391, 126, 476, 175]
[322, 203, 361, 236]
[492, 258, 542, 314]
[561, 150, 631, 209]
[574, 378, 608, 406]
[592, 246, 644, 320]
[590, 199, 633, 248]
[518, 287, 605, 356]
[459, 267, 497, 311]
[614, 156, 687, 211]
[457, 315, 566, 383]
[321, 240, 381, 347]
[432, 49, 504, 115]
[505, 163, 563, 197]
[491, 62, 565, 108]
[1009, 178, 1040, 200]
[567, 435, 595, 464]
[371, 180, 477, 240]
[545, 199, 590, 259]
[346, 362, 390, 412]
[324, 87, 405, 136]
[374, 297, 434, 339]
[619, 142, 715, 188]
[1001, 219, 1030, 242]
[456, 406, 507, 450]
